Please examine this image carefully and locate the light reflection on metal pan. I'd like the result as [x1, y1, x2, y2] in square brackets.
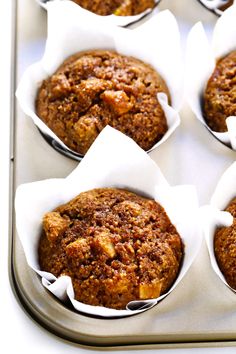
[38, 129, 84, 161]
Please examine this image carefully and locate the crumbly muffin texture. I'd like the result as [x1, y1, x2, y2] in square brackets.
[71, 0, 156, 16]
[203, 50, 236, 132]
[36, 50, 169, 155]
[214, 198, 236, 289]
[38, 188, 183, 310]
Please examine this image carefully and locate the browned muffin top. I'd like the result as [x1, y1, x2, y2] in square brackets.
[214, 198, 236, 289]
[203, 50, 236, 132]
[38, 188, 183, 310]
[36, 50, 169, 155]
[71, 0, 156, 16]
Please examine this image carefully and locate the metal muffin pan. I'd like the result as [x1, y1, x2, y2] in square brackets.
[11, 0, 236, 348]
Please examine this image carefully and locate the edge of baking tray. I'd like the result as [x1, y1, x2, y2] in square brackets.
[8, 0, 236, 348]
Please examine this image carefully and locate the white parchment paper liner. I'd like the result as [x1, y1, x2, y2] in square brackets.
[186, 4, 236, 150]
[202, 161, 236, 291]
[15, 126, 201, 318]
[16, 1, 182, 160]
[35, 0, 162, 27]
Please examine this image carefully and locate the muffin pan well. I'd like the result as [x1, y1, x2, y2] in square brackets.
[186, 4, 236, 151]
[16, 1, 182, 161]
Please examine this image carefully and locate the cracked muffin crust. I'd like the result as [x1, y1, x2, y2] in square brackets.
[38, 188, 183, 310]
[36, 50, 170, 155]
[214, 198, 236, 289]
[71, 0, 156, 16]
[203, 50, 236, 132]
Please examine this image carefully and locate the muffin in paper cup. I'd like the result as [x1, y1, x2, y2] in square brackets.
[35, 0, 162, 27]
[197, 0, 235, 16]
[15, 126, 201, 318]
[16, 0, 182, 161]
[201, 162, 236, 292]
[186, 4, 236, 151]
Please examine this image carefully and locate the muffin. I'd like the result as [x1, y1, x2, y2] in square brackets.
[38, 188, 183, 310]
[36, 50, 170, 155]
[71, 0, 156, 16]
[203, 50, 236, 132]
[214, 197, 236, 289]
